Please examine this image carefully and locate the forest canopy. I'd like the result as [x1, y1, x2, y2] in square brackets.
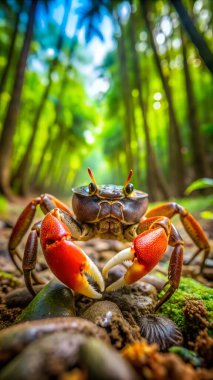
[0, 0, 212, 201]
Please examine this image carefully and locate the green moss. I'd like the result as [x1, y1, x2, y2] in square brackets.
[158, 277, 213, 337]
[0, 270, 14, 280]
[0, 270, 20, 286]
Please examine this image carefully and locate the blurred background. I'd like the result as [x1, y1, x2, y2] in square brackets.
[0, 0, 212, 206]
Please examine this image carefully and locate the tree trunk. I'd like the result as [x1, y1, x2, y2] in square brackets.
[180, 27, 209, 177]
[116, 17, 134, 169]
[0, 0, 38, 199]
[129, 3, 170, 200]
[30, 40, 75, 192]
[30, 126, 53, 192]
[12, 0, 71, 196]
[44, 132, 67, 192]
[141, 0, 186, 196]
[170, 0, 213, 74]
[0, 1, 23, 97]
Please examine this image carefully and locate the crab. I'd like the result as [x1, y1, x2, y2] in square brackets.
[8, 169, 210, 311]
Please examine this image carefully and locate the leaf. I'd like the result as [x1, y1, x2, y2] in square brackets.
[200, 211, 213, 220]
[185, 178, 213, 195]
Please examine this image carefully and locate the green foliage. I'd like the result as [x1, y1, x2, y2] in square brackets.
[185, 178, 213, 195]
[0, 0, 212, 198]
[184, 181, 213, 220]
[169, 346, 203, 367]
[0, 195, 8, 214]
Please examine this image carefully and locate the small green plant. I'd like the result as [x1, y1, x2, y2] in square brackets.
[185, 178, 213, 195]
[185, 178, 213, 220]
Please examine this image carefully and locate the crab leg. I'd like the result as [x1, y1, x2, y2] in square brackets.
[145, 202, 210, 272]
[103, 217, 184, 310]
[23, 229, 39, 296]
[40, 209, 104, 298]
[39, 194, 73, 215]
[155, 224, 183, 311]
[8, 194, 75, 274]
[8, 198, 41, 273]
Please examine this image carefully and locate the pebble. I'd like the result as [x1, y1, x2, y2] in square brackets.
[142, 275, 166, 292]
[81, 300, 141, 348]
[0, 333, 139, 380]
[202, 268, 213, 281]
[6, 285, 44, 308]
[0, 333, 90, 380]
[79, 337, 140, 380]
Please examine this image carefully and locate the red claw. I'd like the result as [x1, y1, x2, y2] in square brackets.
[103, 220, 170, 291]
[40, 211, 104, 298]
[125, 227, 168, 284]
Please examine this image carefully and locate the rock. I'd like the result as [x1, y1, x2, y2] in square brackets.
[0, 257, 16, 273]
[202, 268, 213, 281]
[94, 240, 113, 252]
[16, 279, 76, 323]
[204, 259, 213, 268]
[98, 250, 115, 264]
[0, 334, 139, 380]
[81, 301, 141, 348]
[0, 317, 110, 367]
[142, 275, 166, 292]
[0, 333, 88, 380]
[5, 285, 44, 308]
[105, 265, 126, 287]
[107, 240, 128, 252]
[103, 281, 157, 320]
[79, 337, 140, 380]
[81, 300, 121, 322]
[158, 277, 213, 337]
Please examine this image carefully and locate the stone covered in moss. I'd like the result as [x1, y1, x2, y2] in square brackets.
[158, 277, 213, 338]
[16, 279, 76, 322]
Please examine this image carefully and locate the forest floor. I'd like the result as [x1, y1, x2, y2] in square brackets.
[0, 196, 212, 379]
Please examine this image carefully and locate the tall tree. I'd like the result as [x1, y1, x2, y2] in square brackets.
[116, 19, 134, 170]
[180, 27, 209, 178]
[140, 0, 186, 196]
[0, 1, 23, 97]
[128, 2, 170, 200]
[170, 0, 213, 74]
[30, 39, 76, 191]
[0, 0, 38, 199]
[12, 0, 71, 195]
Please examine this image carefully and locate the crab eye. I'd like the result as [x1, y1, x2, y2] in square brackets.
[88, 182, 97, 195]
[125, 183, 134, 195]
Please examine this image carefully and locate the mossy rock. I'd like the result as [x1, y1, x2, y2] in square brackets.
[16, 279, 76, 322]
[158, 277, 213, 338]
